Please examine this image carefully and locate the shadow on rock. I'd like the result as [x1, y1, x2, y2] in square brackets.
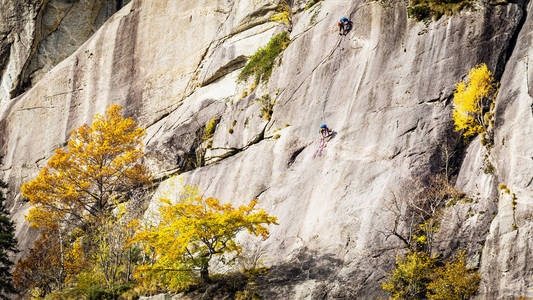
[254, 248, 346, 299]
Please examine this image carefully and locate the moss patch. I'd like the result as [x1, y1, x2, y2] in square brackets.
[305, 0, 323, 10]
[238, 32, 290, 84]
[203, 117, 219, 141]
[257, 94, 276, 121]
[408, 0, 471, 21]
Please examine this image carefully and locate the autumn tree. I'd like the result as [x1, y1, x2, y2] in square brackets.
[131, 185, 278, 288]
[21, 104, 151, 229]
[12, 229, 84, 297]
[381, 176, 480, 299]
[16, 105, 151, 297]
[382, 251, 434, 299]
[427, 251, 481, 300]
[452, 63, 498, 138]
[0, 180, 17, 299]
[382, 175, 463, 254]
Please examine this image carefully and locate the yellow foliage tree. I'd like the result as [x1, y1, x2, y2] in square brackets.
[427, 251, 481, 300]
[382, 251, 434, 299]
[21, 104, 151, 229]
[131, 186, 278, 288]
[452, 63, 498, 137]
[382, 250, 481, 300]
[91, 208, 140, 289]
[16, 105, 150, 297]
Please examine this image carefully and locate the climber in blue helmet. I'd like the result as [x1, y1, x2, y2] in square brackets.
[338, 17, 352, 36]
[319, 124, 332, 139]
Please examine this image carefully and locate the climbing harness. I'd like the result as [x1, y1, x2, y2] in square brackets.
[314, 125, 333, 159]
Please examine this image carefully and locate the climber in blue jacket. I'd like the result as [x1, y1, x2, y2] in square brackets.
[319, 124, 332, 139]
[338, 17, 352, 36]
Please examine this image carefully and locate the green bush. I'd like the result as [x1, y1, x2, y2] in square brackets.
[383, 251, 480, 299]
[88, 286, 111, 300]
[257, 94, 276, 121]
[238, 32, 290, 84]
[408, 0, 470, 21]
[203, 117, 219, 141]
[408, 4, 431, 21]
[305, 0, 323, 10]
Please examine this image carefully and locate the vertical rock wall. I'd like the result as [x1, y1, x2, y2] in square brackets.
[0, 0, 532, 298]
[0, 0, 129, 104]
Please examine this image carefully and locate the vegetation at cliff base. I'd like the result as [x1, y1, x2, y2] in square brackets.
[14, 105, 151, 298]
[238, 32, 290, 84]
[383, 250, 480, 299]
[131, 185, 278, 290]
[0, 180, 17, 299]
[13, 106, 278, 298]
[381, 175, 481, 299]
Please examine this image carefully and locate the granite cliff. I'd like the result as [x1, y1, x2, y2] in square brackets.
[0, 0, 532, 298]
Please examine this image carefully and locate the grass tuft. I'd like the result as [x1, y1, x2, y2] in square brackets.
[408, 0, 470, 21]
[238, 32, 290, 84]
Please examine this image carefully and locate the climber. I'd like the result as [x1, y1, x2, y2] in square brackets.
[319, 124, 332, 139]
[314, 124, 333, 159]
[338, 17, 352, 36]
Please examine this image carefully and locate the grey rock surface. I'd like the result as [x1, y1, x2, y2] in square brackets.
[1, 0, 532, 298]
[0, 0, 128, 104]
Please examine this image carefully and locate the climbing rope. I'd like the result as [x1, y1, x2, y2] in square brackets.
[278, 0, 372, 107]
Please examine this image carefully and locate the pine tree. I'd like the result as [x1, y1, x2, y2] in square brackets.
[0, 179, 17, 299]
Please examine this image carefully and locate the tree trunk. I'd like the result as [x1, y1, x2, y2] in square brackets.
[200, 265, 210, 283]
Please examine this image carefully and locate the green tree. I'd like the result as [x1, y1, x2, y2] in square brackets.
[0, 180, 17, 299]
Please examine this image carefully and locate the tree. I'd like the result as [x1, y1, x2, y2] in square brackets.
[131, 185, 278, 287]
[452, 63, 498, 138]
[91, 205, 141, 289]
[15, 105, 151, 297]
[13, 230, 68, 297]
[427, 251, 480, 300]
[382, 175, 462, 254]
[21, 104, 151, 229]
[0, 180, 17, 299]
[382, 251, 434, 300]
[381, 176, 480, 299]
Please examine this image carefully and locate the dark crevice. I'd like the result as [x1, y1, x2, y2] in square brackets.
[11, 0, 49, 99]
[205, 122, 269, 165]
[526, 176, 533, 187]
[288, 146, 305, 167]
[201, 55, 248, 86]
[494, 0, 529, 80]
[254, 187, 270, 199]
[398, 120, 419, 137]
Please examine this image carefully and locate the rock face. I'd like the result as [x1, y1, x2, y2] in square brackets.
[0, 0, 128, 104]
[1, 0, 532, 298]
